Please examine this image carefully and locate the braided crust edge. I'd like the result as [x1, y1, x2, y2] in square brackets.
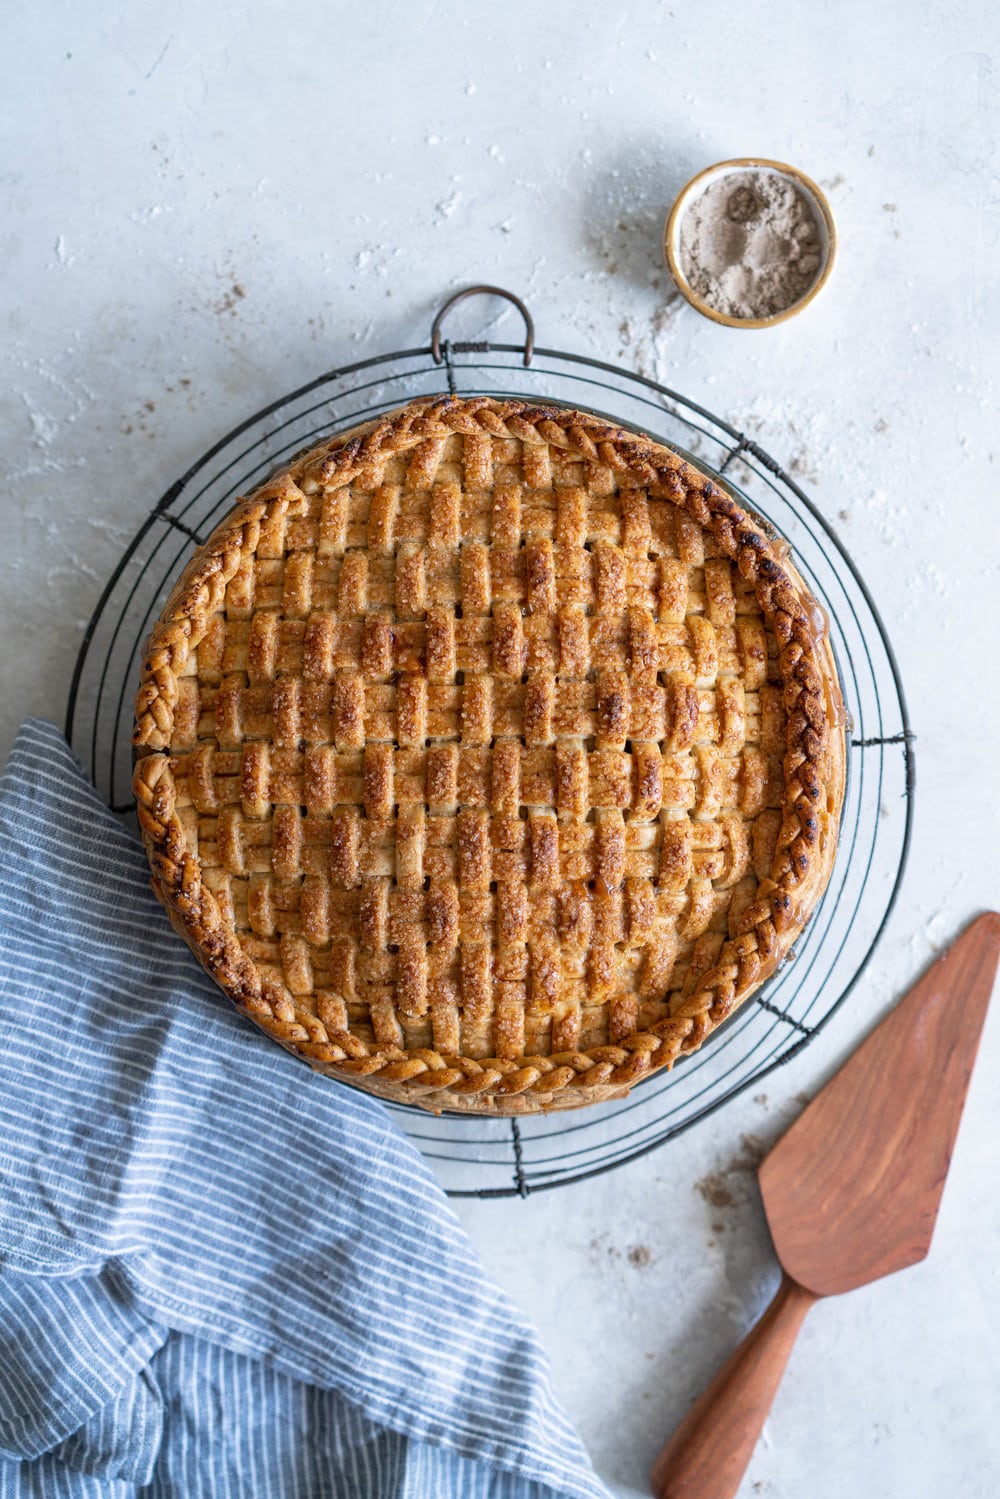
[132, 396, 845, 1116]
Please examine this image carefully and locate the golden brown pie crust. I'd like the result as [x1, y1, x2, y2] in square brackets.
[133, 396, 845, 1115]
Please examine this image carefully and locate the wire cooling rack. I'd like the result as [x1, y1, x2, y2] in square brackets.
[66, 286, 914, 1198]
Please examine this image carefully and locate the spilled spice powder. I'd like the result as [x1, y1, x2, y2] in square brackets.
[678, 169, 823, 320]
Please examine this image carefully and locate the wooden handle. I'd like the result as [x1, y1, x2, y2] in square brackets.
[650, 1273, 817, 1499]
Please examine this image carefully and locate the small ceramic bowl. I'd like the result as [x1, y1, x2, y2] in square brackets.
[663, 157, 837, 329]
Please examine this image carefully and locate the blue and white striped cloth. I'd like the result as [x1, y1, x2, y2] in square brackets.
[0, 720, 612, 1499]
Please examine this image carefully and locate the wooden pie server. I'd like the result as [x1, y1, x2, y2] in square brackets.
[650, 911, 1000, 1499]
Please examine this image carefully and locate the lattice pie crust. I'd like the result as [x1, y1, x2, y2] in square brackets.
[133, 397, 845, 1115]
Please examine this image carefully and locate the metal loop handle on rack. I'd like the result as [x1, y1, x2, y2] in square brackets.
[431, 284, 534, 367]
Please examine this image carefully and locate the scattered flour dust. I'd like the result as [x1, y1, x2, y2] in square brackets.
[21, 394, 57, 448]
[435, 189, 462, 220]
[617, 298, 682, 385]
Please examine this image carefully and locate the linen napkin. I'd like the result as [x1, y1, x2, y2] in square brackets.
[0, 719, 613, 1499]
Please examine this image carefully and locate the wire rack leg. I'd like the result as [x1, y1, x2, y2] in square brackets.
[510, 1119, 529, 1198]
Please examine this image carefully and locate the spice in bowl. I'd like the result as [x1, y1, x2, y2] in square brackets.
[664, 159, 836, 328]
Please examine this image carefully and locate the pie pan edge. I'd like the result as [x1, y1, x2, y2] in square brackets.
[132, 395, 845, 1116]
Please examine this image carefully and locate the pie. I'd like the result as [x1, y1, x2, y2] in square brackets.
[133, 396, 845, 1115]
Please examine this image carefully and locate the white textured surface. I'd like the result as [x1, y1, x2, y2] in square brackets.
[3, 3, 999, 1496]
